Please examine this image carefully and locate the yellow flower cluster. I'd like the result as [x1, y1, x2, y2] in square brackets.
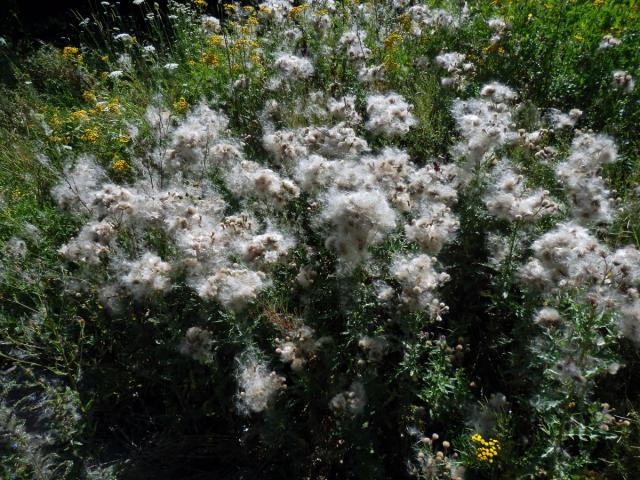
[71, 109, 89, 121]
[209, 34, 224, 46]
[193, 0, 207, 7]
[107, 98, 120, 114]
[111, 157, 129, 172]
[384, 31, 403, 50]
[63, 46, 80, 58]
[81, 127, 99, 143]
[202, 51, 220, 66]
[82, 90, 97, 103]
[398, 13, 412, 32]
[289, 4, 309, 17]
[471, 433, 500, 463]
[173, 96, 189, 114]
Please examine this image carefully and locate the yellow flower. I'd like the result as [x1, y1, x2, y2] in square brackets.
[107, 98, 120, 113]
[201, 51, 220, 66]
[81, 127, 99, 143]
[71, 109, 89, 121]
[173, 96, 189, 114]
[289, 4, 308, 17]
[247, 15, 259, 26]
[92, 103, 107, 113]
[194, 0, 207, 7]
[82, 90, 97, 103]
[224, 3, 237, 12]
[398, 14, 412, 32]
[63, 46, 79, 58]
[209, 34, 224, 46]
[118, 135, 130, 144]
[101, 55, 109, 62]
[574, 33, 584, 41]
[593, 0, 605, 5]
[249, 52, 261, 65]
[471, 433, 501, 463]
[243, 5, 255, 13]
[111, 157, 129, 172]
[384, 31, 402, 50]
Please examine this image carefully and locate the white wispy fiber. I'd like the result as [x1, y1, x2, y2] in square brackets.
[519, 222, 610, 291]
[611, 70, 635, 93]
[52, 155, 106, 211]
[365, 93, 417, 136]
[484, 162, 558, 222]
[533, 307, 561, 327]
[179, 326, 213, 362]
[197, 267, 268, 311]
[547, 108, 582, 130]
[242, 231, 296, 269]
[451, 83, 518, 167]
[262, 129, 308, 168]
[339, 29, 371, 64]
[235, 349, 286, 415]
[487, 17, 508, 45]
[225, 160, 300, 208]
[201, 15, 221, 33]
[258, 0, 293, 23]
[620, 299, 640, 344]
[301, 124, 369, 157]
[162, 103, 229, 174]
[358, 64, 385, 84]
[555, 132, 617, 224]
[329, 381, 367, 415]
[405, 5, 463, 36]
[275, 325, 321, 372]
[405, 203, 459, 253]
[358, 335, 389, 362]
[274, 53, 314, 81]
[320, 190, 397, 267]
[598, 34, 621, 50]
[392, 254, 450, 319]
[435, 52, 474, 89]
[327, 95, 362, 125]
[610, 246, 640, 287]
[121, 252, 172, 299]
[57, 221, 115, 265]
[52, 108, 291, 311]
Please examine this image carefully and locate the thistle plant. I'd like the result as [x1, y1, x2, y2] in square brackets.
[1, 0, 640, 478]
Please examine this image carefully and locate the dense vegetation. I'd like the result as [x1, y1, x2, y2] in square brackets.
[1, 1, 639, 478]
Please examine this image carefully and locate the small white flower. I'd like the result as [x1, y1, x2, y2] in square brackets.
[164, 63, 179, 70]
[108, 70, 124, 79]
[114, 33, 133, 42]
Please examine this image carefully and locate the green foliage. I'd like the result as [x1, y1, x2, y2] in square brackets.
[0, 0, 640, 479]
